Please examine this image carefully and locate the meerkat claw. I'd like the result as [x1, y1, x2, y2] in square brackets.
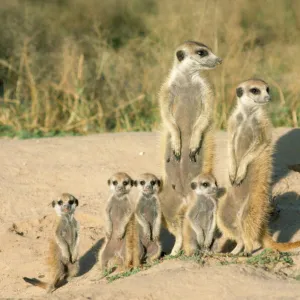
[173, 150, 181, 161]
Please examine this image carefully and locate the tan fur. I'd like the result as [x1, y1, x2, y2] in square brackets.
[135, 173, 162, 262]
[159, 41, 221, 255]
[23, 193, 80, 293]
[183, 173, 218, 256]
[217, 79, 300, 255]
[99, 172, 142, 271]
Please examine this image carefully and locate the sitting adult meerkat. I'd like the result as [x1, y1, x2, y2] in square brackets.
[134, 173, 162, 263]
[159, 41, 222, 255]
[23, 193, 80, 293]
[217, 79, 300, 255]
[99, 172, 142, 271]
[183, 173, 218, 256]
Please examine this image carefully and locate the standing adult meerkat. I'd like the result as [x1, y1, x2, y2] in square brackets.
[23, 193, 80, 293]
[159, 41, 222, 255]
[217, 79, 300, 255]
[183, 173, 218, 256]
[135, 173, 162, 263]
[99, 172, 142, 271]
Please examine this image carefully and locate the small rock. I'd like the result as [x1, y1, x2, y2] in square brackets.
[139, 151, 145, 156]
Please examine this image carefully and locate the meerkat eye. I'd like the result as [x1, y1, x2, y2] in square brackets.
[266, 87, 270, 94]
[250, 88, 260, 95]
[191, 182, 197, 190]
[58, 200, 63, 205]
[196, 49, 208, 57]
[123, 181, 129, 186]
[140, 180, 145, 186]
[202, 182, 210, 188]
[150, 180, 156, 186]
[112, 180, 118, 186]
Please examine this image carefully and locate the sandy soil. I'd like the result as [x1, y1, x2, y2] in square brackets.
[1, 128, 300, 299]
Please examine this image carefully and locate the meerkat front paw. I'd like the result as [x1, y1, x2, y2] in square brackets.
[234, 167, 247, 186]
[171, 135, 181, 161]
[189, 147, 200, 162]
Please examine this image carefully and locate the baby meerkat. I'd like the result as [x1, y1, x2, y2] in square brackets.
[134, 173, 162, 263]
[159, 41, 222, 255]
[183, 174, 218, 256]
[99, 172, 142, 271]
[23, 193, 80, 293]
[217, 79, 300, 255]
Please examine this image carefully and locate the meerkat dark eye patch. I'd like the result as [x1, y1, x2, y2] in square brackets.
[250, 87, 260, 95]
[236, 87, 243, 98]
[266, 87, 270, 94]
[191, 182, 197, 190]
[202, 182, 210, 188]
[150, 180, 156, 186]
[176, 50, 185, 62]
[69, 200, 74, 205]
[123, 181, 129, 186]
[58, 200, 63, 205]
[140, 180, 145, 186]
[196, 49, 208, 57]
[112, 180, 118, 186]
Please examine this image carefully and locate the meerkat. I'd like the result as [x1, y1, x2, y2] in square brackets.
[23, 193, 80, 293]
[159, 41, 222, 255]
[99, 172, 142, 271]
[134, 173, 162, 263]
[183, 173, 218, 256]
[217, 79, 300, 255]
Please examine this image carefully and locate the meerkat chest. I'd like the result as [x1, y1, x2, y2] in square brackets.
[234, 114, 258, 160]
[138, 198, 157, 221]
[61, 220, 78, 245]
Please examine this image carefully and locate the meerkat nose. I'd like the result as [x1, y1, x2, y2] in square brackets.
[264, 95, 271, 101]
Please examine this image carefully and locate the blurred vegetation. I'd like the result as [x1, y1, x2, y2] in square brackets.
[0, 0, 299, 138]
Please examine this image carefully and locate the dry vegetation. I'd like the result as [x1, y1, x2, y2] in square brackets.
[0, 0, 299, 138]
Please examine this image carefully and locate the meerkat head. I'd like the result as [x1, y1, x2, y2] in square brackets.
[108, 172, 134, 197]
[174, 40, 222, 73]
[236, 79, 271, 109]
[134, 173, 161, 196]
[52, 193, 79, 216]
[190, 173, 218, 196]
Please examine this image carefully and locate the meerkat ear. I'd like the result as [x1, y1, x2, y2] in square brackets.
[236, 87, 243, 98]
[133, 180, 138, 187]
[191, 182, 197, 190]
[107, 179, 111, 186]
[176, 50, 185, 62]
[74, 199, 79, 206]
[131, 180, 134, 186]
[157, 179, 161, 187]
[51, 200, 56, 207]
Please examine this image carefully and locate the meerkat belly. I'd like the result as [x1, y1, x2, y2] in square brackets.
[166, 85, 204, 196]
[111, 202, 131, 239]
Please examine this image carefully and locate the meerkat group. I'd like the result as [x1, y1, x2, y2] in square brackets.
[23, 40, 300, 294]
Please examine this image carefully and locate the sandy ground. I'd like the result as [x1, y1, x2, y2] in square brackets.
[1, 128, 300, 299]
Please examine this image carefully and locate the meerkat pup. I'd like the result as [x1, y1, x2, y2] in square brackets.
[23, 193, 80, 293]
[217, 79, 300, 255]
[159, 41, 222, 255]
[134, 173, 162, 263]
[99, 172, 142, 271]
[183, 173, 218, 256]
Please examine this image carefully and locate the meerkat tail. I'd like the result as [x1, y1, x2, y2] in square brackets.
[23, 277, 48, 289]
[262, 233, 300, 251]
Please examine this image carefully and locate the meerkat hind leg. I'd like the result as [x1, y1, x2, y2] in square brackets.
[230, 240, 244, 255]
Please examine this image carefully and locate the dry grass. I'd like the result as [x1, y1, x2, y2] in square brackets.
[0, 0, 299, 137]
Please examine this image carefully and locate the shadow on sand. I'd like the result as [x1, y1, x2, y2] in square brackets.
[78, 238, 104, 276]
